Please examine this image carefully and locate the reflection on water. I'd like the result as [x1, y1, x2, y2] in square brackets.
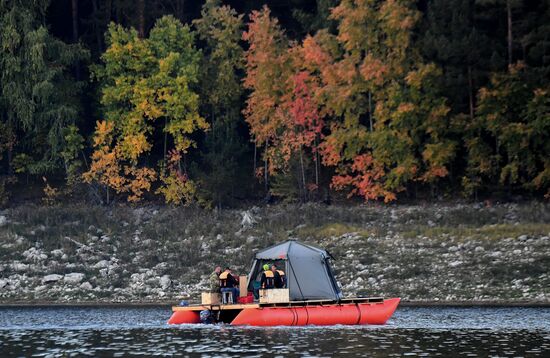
[0, 306, 549, 357]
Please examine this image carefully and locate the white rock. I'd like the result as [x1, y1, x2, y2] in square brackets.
[11, 262, 29, 271]
[22, 247, 47, 261]
[449, 260, 462, 267]
[0, 279, 7, 289]
[160, 275, 171, 290]
[0, 215, 7, 227]
[42, 274, 63, 283]
[50, 249, 64, 257]
[94, 260, 110, 269]
[80, 282, 93, 290]
[474, 246, 485, 252]
[35, 285, 47, 292]
[241, 211, 257, 228]
[64, 272, 85, 284]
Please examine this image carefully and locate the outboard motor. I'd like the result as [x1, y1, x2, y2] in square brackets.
[199, 310, 214, 324]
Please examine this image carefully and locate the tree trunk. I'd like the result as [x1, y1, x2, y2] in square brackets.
[80, 149, 89, 170]
[507, 0, 513, 65]
[299, 147, 307, 202]
[253, 141, 257, 177]
[164, 118, 168, 160]
[91, 0, 103, 53]
[7, 147, 13, 176]
[71, 0, 78, 42]
[138, 0, 145, 38]
[71, 0, 80, 81]
[368, 91, 373, 131]
[106, 0, 112, 23]
[176, 0, 186, 22]
[314, 138, 319, 188]
[467, 65, 475, 121]
[264, 142, 268, 193]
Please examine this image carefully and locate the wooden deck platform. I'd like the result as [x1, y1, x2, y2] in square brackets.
[172, 297, 385, 312]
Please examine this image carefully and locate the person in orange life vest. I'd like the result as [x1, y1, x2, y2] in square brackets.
[272, 264, 286, 288]
[261, 263, 280, 289]
[219, 267, 239, 303]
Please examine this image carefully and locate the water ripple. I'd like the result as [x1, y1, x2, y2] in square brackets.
[0, 306, 549, 357]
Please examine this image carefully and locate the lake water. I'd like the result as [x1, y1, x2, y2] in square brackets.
[0, 306, 549, 357]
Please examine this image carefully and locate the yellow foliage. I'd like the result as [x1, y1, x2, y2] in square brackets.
[156, 171, 196, 205]
[42, 177, 59, 206]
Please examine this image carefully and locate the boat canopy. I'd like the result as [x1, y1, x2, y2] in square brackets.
[247, 240, 343, 301]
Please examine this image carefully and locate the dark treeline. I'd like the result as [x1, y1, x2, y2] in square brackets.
[0, 0, 548, 208]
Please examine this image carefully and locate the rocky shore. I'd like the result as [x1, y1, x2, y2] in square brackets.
[1, 202, 549, 304]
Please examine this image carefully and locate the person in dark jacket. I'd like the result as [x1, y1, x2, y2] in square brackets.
[219, 267, 239, 303]
[272, 264, 286, 288]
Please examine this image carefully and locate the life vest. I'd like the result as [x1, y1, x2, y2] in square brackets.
[219, 271, 231, 287]
[262, 270, 275, 288]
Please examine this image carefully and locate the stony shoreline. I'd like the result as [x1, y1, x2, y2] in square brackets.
[1, 202, 549, 304]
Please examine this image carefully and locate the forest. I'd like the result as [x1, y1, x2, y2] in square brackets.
[0, 0, 548, 208]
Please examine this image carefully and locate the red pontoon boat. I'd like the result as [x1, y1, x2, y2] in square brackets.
[168, 240, 400, 326]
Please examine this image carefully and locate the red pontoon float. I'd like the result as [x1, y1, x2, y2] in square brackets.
[168, 240, 400, 326]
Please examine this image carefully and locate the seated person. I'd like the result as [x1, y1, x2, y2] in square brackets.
[273, 264, 286, 288]
[261, 263, 280, 289]
[219, 267, 239, 303]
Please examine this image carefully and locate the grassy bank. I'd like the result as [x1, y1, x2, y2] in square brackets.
[1, 202, 549, 303]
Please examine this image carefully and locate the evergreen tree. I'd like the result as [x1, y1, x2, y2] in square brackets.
[421, 0, 489, 119]
[192, 0, 250, 208]
[0, 0, 88, 176]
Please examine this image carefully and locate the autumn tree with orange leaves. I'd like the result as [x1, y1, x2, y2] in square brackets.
[301, 0, 456, 202]
[242, 6, 290, 193]
[243, 7, 327, 201]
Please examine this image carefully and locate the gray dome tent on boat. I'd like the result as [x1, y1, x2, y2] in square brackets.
[247, 240, 343, 301]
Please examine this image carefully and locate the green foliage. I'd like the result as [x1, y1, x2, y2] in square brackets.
[0, 0, 89, 175]
[60, 125, 85, 188]
[293, 0, 339, 35]
[94, 16, 206, 157]
[192, 0, 251, 208]
[464, 63, 550, 197]
[12, 154, 34, 175]
[1, 0, 550, 204]
[0, 176, 16, 207]
[90, 15, 207, 203]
